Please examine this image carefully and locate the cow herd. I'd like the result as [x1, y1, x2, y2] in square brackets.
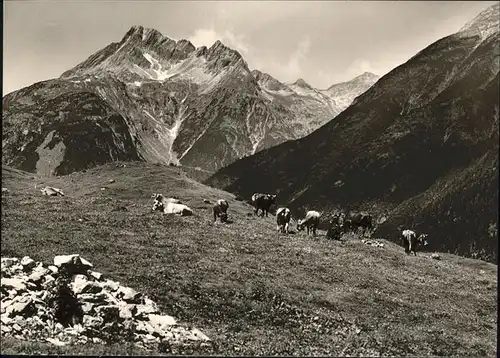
[150, 191, 430, 256]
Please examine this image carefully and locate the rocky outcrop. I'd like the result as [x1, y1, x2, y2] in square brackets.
[0, 255, 211, 352]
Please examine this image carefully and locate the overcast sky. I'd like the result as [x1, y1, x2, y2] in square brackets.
[3, 0, 497, 95]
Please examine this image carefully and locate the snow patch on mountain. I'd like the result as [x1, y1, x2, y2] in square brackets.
[142, 94, 189, 164]
[142, 53, 171, 81]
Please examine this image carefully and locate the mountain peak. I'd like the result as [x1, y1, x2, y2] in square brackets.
[292, 78, 313, 89]
[459, 3, 499, 39]
[358, 71, 378, 78]
[122, 25, 166, 44]
[251, 69, 287, 91]
[325, 72, 380, 91]
[208, 40, 240, 58]
[352, 72, 380, 82]
[205, 39, 249, 72]
[252, 69, 277, 82]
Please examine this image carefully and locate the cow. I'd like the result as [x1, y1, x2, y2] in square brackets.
[152, 193, 193, 216]
[151, 193, 181, 209]
[213, 199, 229, 223]
[343, 212, 373, 236]
[276, 207, 292, 234]
[297, 210, 321, 236]
[251, 193, 277, 217]
[401, 229, 429, 256]
[40, 186, 65, 196]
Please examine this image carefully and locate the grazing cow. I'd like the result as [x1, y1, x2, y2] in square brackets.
[40, 186, 65, 196]
[152, 194, 193, 216]
[297, 210, 321, 236]
[401, 229, 429, 256]
[251, 193, 277, 217]
[343, 212, 373, 235]
[213, 199, 229, 223]
[276, 207, 292, 234]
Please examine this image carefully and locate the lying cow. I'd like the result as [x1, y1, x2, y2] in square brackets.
[152, 193, 192, 216]
[251, 193, 277, 217]
[297, 210, 321, 236]
[40, 186, 64, 196]
[213, 199, 229, 223]
[401, 229, 428, 256]
[276, 207, 291, 234]
[151, 193, 180, 209]
[343, 212, 373, 235]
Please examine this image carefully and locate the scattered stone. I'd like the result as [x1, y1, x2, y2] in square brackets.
[54, 254, 93, 275]
[46, 337, 68, 346]
[28, 271, 45, 285]
[117, 302, 134, 319]
[1, 255, 210, 351]
[90, 271, 103, 281]
[83, 314, 103, 329]
[21, 256, 37, 271]
[74, 279, 102, 295]
[149, 314, 177, 329]
[1, 278, 27, 292]
[190, 328, 210, 341]
[79, 292, 108, 304]
[1, 258, 19, 269]
[42, 275, 56, 289]
[203, 199, 211, 204]
[1, 315, 13, 325]
[2, 187, 10, 193]
[33, 263, 50, 276]
[6, 297, 35, 318]
[103, 279, 120, 292]
[95, 305, 120, 321]
[361, 239, 385, 248]
[47, 265, 58, 275]
[109, 179, 115, 183]
[117, 286, 141, 303]
[430, 253, 441, 260]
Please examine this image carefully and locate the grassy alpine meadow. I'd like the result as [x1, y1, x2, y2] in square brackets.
[1, 162, 497, 356]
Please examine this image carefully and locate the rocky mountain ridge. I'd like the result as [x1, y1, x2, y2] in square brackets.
[2, 25, 378, 175]
[205, 3, 500, 263]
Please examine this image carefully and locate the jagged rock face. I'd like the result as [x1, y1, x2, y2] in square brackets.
[2, 80, 140, 176]
[206, 4, 500, 263]
[2, 25, 378, 175]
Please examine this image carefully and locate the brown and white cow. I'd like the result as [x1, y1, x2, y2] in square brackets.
[276, 207, 292, 234]
[152, 193, 192, 216]
[40, 186, 65, 196]
[297, 210, 321, 236]
[251, 193, 277, 217]
[343, 212, 373, 236]
[401, 229, 428, 256]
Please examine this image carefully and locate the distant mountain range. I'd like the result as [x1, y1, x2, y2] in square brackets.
[2, 26, 378, 175]
[206, 3, 500, 263]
